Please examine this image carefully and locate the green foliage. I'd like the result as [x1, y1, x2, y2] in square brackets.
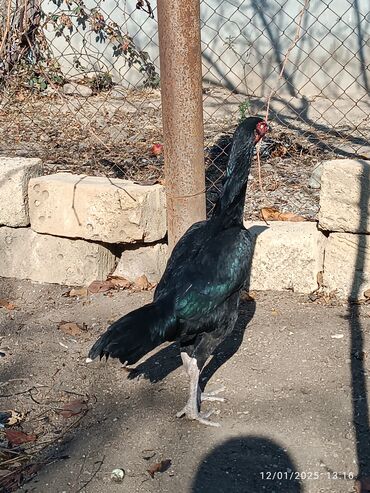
[238, 99, 251, 122]
[89, 72, 113, 93]
[44, 0, 160, 88]
[30, 57, 65, 91]
[0, 0, 159, 92]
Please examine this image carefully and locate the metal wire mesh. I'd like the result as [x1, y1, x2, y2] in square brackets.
[0, 0, 369, 220]
[201, 0, 370, 218]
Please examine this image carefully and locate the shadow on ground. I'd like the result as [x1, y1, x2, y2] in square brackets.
[191, 435, 302, 493]
[349, 162, 370, 481]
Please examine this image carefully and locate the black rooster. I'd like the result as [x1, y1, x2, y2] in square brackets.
[87, 117, 269, 426]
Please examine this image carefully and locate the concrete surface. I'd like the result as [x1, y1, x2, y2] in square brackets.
[114, 243, 168, 282]
[0, 227, 116, 285]
[0, 157, 42, 227]
[28, 174, 166, 244]
[323, 232, 370, 299]
[245, 222, 326, 294]
[319, 159, 370, 233]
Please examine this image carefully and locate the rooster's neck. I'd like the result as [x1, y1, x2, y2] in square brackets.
[214, 138, 255, 225]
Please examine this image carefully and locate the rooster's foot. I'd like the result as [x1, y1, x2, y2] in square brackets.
[201, 385, 226, 402]
[176, 407, 220, 427]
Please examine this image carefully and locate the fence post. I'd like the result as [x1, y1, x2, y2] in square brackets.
[157, 0, 206, 252]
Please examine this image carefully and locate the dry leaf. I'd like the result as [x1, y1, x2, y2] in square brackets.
[58, 321, 87, 337]
[109, 276, 131, 289]
[135, 275, 150, 291]
[271, 145, 288, 158]
[317, 271, 323, 287]
[240, 291, 256, 302]
[0, 410, 25, 427]
[260, 207, 306, 222]
[364, 289, 370, 299]
[68, 287, 89, 297]
[0, 463, 41, 491]
[5, 429, 36, 446]
[147, 459, 171, 478]
[0, 299, 16, 310]
[60, 399, 88, 418]
[134, 178, 160, 186]
[88, 280, 114, 294]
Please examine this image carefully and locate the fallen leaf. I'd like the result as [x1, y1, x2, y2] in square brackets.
[0, 299, 16, 310]
[88, 280, 114, 294]
[134, 275, 150, 291]
[109, 276, 131, 289]
[240, 291, 256, 302]
[271, 145, 288, 158]
[5, 429, 36, 446]
[0, 463, 41, 491]
[67, 287, 89, 297]
[0, 410, 25, 427]
[60, 399, 88, 418]
[58, 321, 87, 337]
[134, 178, 160, 186]
[364, 288, 370, 299]
[317, 271, 323, 287]
[147, 459, 171, 478]
[260, 207, 306, 222]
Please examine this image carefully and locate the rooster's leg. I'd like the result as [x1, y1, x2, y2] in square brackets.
[176, 352, 220, 427]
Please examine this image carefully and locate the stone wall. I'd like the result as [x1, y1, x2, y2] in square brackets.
[0, 157, 166, 286]
[0, 157, 369, 299]
[319, 159, 370, 299]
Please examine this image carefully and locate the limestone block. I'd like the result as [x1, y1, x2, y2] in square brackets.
[0, 157, 42, 227]
[323, 233, 370, 299]
[319, 159, 370, 233]
[114, 243, 168, 282]
[29, 174, 166, 243]
[62, 83, 92, 97]
[308, 161, 324, 189]
[245, 221, 326, 294]
[0, 227, 116, 286]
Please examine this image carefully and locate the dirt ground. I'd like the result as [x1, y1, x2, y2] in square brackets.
[1, 278, 370, 493]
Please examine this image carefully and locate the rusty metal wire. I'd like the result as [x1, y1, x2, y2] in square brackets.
[0, 0, 369, 221]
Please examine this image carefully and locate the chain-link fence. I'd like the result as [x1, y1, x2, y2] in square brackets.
[0, 0, 369, 220]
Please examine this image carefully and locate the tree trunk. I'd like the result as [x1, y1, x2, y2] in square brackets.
[0, 0, 41, 83]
